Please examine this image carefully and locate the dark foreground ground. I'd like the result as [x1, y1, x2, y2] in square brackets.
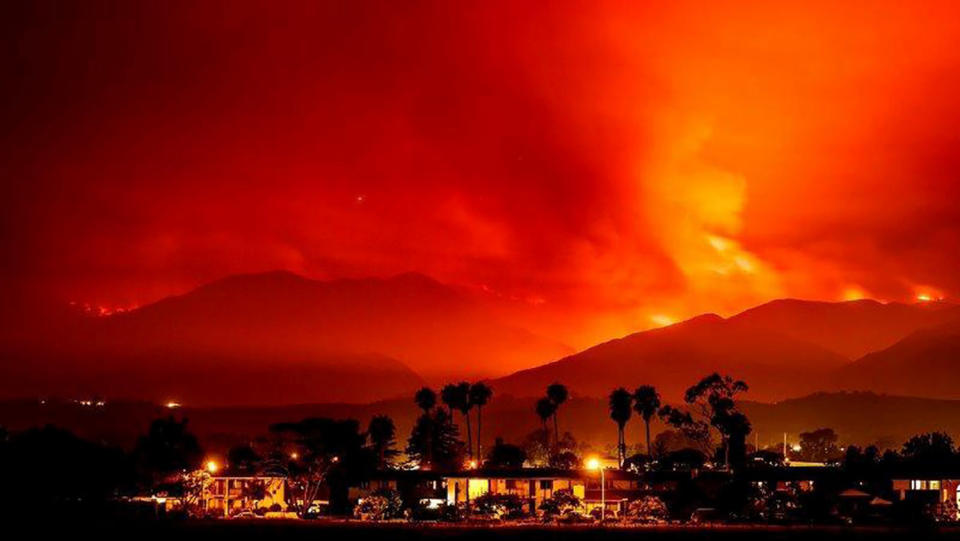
[42, 520, 960, 541]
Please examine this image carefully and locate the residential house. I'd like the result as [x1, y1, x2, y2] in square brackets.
[201, 476, 288, 517]
[891, 471, 960, 516]
[443, 468, 643, 517]
[348, 470, 446, 508]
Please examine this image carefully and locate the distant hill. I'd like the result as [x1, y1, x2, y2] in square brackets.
[730, 298, 960, 359]
[834, 318, 960, 399]
[0, 271, 569, 405]
[490, 313, 850, 402]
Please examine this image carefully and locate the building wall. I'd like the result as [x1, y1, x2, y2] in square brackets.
[202, 477, 287, 516]
[445, 476, 586, 511]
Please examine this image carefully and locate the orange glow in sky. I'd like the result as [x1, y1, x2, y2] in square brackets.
[2, 0, 959, 354]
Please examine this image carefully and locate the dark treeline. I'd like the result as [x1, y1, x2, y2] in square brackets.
[4, 372, 960, 525]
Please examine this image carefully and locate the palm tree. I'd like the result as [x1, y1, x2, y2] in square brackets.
[453, 382, 474, 459]
[536, 397, 556, 432]
[469, 382, 493, 460]
[368, 415, 396, 468]
[608, 387, 633, 468]
[440, 383, 460, 417]
[413, 387, 436, 467]
[546, 383, 568, 446]
[414, 387, 436, 413]
[633, 385, 661, 458]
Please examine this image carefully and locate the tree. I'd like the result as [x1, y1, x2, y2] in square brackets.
[796, 428, 841, 463]
[608, 387, 633, 468]
[441, 382, 473, 458]
[440, 383, 461, 416]
[536, 397, 556, 432]
[415, 387, 437, 413]
[546, 383, 569, 446]
[469, 382, 493, 459]
[550, 450, 582, 470]
[677, 373, 750, 469]
[486, 437, 526, 468]
[413, 388, 436, 465]
[133, 416, 203, 484]
[902, 432, 957, 468]
[227, 443, 262, 475]
[269, 417, 372, 515]
[520, 428, 552, 466]
[407, 408, 464, 471]
[367, 415, 397, 469]
[2, 425, 132, 511]
[633, 385, 661, 457]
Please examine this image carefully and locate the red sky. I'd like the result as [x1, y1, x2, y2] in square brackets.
[3, 0, 960, 348]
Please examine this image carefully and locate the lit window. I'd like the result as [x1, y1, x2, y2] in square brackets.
[931, 481, 941, 490]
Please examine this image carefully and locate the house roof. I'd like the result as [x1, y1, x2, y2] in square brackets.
[368, 469, 444, 481]
[443, 467, 639, 480]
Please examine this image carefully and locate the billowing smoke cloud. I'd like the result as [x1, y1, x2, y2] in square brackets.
[2, 1, 960, 349]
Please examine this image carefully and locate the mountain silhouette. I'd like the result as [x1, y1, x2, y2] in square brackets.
[491, 312, 850, 402]
[834, 314, 960, 399]
[0, 271, 568, 404]
[730, 298, 960, 359]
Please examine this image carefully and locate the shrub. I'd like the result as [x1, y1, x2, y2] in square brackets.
[472, 493, 527, 519]
[438, 502, 465, 522]
[353, 489, 403, 520]
[539, 489, 583, 518]
[627, 495, 669, 522]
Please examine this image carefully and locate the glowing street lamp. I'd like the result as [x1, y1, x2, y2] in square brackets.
[586, 456, 605, 521]
[205, 459, 219, 474]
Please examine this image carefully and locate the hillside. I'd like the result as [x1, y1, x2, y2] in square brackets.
[834, 319, 960, 399]
[490, 313, 849, 402]
[0, 271, 569, 405]
[730, 298, 960, 359]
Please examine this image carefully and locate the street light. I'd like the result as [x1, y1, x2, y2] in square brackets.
[586, 456, 605, 521]
[205, 459, 219, 474]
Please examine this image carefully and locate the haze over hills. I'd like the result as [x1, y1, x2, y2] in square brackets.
[0, 271, 569, 405]
[491, 313, 850, 402]
[729, 298, 960, 359]
[836, 317, 960, 399]
[2, 268, 958, 406]
[492, 298, 960, 403]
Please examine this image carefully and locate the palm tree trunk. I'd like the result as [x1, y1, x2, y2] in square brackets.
[476, 406, 483, 460]
[553, 412, 559, 448]
[617, 425, 623, 468]
[465, 411, 473, 459]
[645, 419, 652, 458]
[724, 435, 730, 470]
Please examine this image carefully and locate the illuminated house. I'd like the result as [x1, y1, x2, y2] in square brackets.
[348, 470, 446, 508]
[201, 476, 288, 517]
[443, 468, 643, 516]
[891, 474, 960, 515]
